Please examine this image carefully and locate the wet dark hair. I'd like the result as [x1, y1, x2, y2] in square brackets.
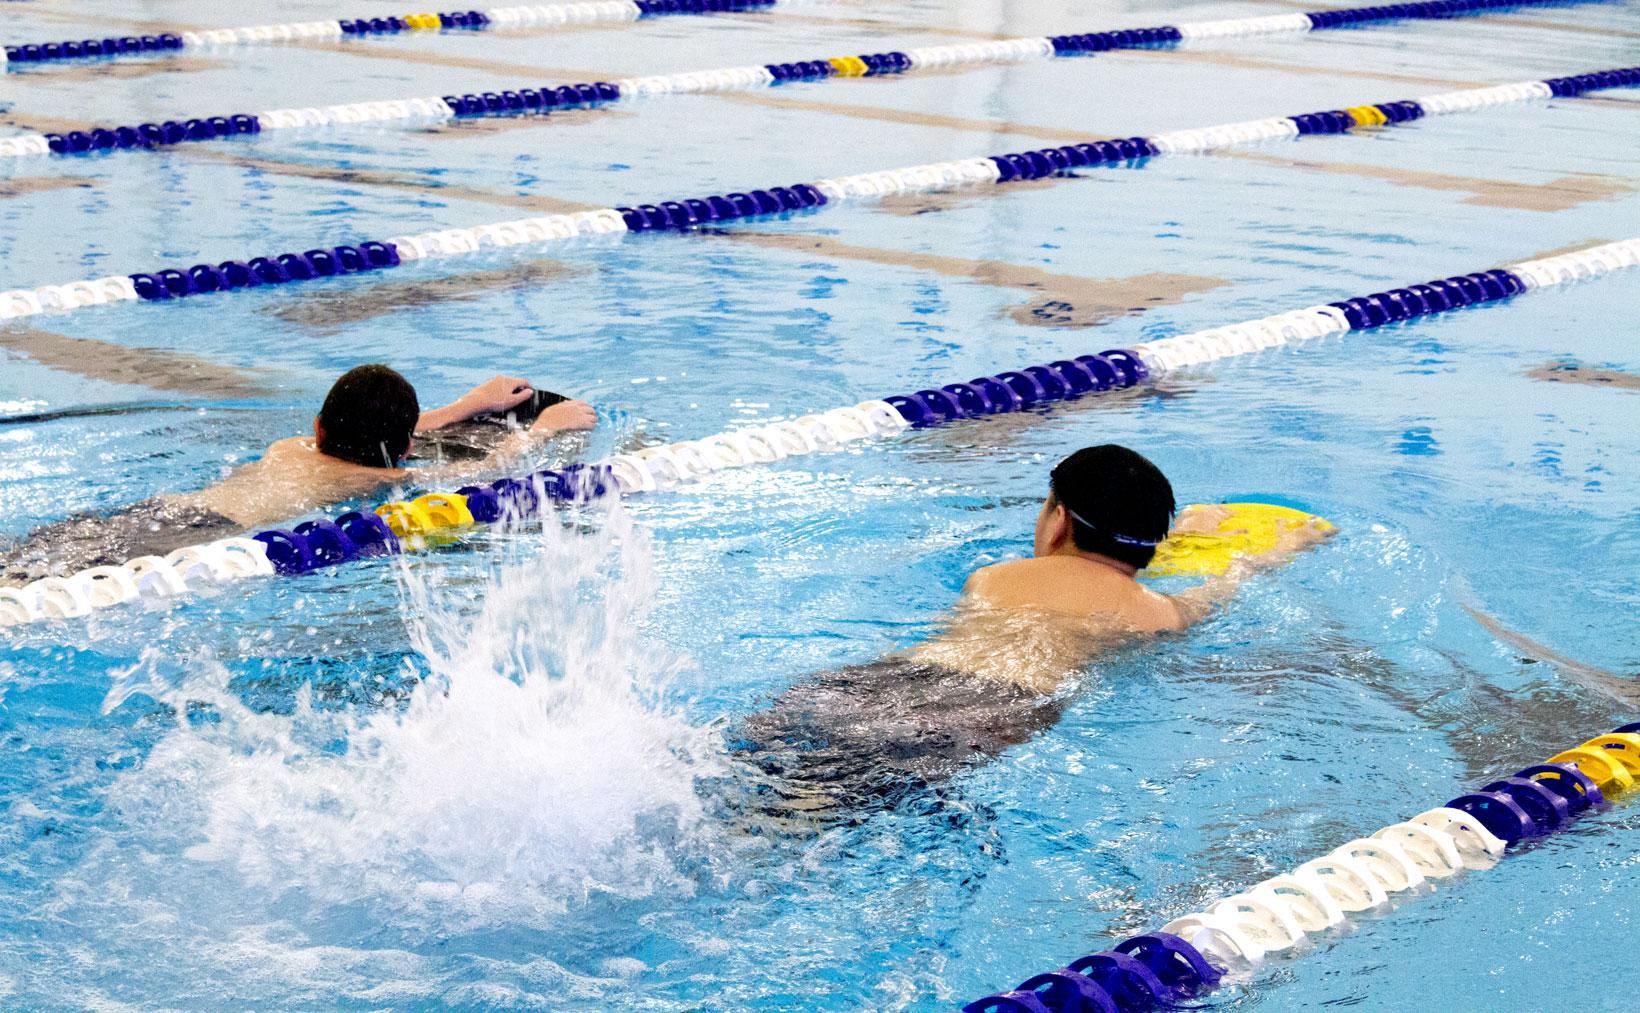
[1049, 445, 1176, 568]
[316, 365, 420, 467]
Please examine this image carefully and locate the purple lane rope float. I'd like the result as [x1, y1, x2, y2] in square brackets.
[963, 727, 1640, 1013]
[0, 2, 1622, 158]
[1, 237, 1635, 626]
[1, 67, 1636, 317]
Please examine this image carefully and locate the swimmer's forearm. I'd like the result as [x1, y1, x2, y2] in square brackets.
[1168, 524, 1334, 624]
[415, 402, 472, 432]
[1169, 566, 1251, 625]
[419, 377, 541, 431]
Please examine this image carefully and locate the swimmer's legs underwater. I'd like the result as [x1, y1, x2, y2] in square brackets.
[0, 498, 240, 586]
[728, 659, 1065, 820]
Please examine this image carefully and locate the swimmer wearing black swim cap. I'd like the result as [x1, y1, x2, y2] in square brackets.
[733, 445, 1333, 816]
[0, 366, 597, 585]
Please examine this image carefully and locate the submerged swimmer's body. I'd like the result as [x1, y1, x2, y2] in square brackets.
[0, 364, 597, 585]
[735, 445, 1331, 814]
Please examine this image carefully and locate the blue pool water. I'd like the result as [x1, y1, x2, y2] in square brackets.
[2, 1, 1639, 1008]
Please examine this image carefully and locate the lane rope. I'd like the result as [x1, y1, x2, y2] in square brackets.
[0, 0, 1613, 158]
[2, 237, 1635, 627]
[1, 67, 1635, 321]
[964, 724, 1640, 1013]
[0, 0, 1588, 71]
[0, 2, 783, 70]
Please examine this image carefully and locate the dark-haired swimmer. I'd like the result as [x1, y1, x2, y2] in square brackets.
[0, 364, 596, 584]
[734, 444, 1332, 815]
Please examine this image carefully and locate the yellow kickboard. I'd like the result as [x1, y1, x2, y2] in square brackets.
[1147, 502, 1334, 577]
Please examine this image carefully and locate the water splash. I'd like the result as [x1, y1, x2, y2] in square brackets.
[100, 501, 724, 934]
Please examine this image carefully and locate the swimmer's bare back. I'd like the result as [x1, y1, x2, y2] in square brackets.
[967, 556, 1187, 631]
[171, 437, 405, 530]
[906, 552, 1188, 693]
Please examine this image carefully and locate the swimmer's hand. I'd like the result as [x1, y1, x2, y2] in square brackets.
[1171, 503, 1234, 535]
[1221, 516, 1335, 576]
[531, 399, 597, 433]
[1272, 515, 1335, 555]
[455, 375, 535, 417]
[419, 376, 537, 431]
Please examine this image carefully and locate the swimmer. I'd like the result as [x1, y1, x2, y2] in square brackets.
[734, 444, 1333, 816]
[0, 364, 597, 584]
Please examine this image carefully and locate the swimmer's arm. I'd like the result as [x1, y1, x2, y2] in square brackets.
[1167, 564, 1255, 626]
[1166, 518, 1335, 625]
[412, 399, 599, 485]
[416, 375, 535, 432]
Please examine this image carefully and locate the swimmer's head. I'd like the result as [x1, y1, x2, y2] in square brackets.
[314, 364, 421, 467]
[1038, 445, 1176, 569]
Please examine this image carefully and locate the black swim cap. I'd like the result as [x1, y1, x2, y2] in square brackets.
[1049, 445, 1176, 568]
[317, 364, 420, 467]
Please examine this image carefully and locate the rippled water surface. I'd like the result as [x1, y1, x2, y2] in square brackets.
[2, 0, 1638, 1009]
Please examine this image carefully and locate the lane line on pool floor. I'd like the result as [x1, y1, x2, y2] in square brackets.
[0, 0, 1620, 159]
[2, 237, 1635, 626]
[177, 21, 1514, 96]
[0, 327, 277, 399]
[963, 724, 1640, 1013]
[2, 65, 1636, 320]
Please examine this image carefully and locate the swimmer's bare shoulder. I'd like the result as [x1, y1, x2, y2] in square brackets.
[962, 557, 1186, 633]
[242, 437, 406, 490]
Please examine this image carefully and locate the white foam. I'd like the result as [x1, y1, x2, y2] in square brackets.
[101, 502, 724, 932]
